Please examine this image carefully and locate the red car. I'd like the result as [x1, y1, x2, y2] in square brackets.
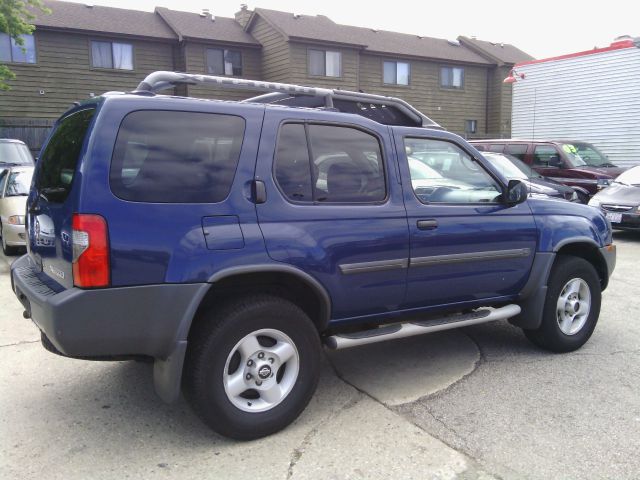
[470, 140, 626, 203]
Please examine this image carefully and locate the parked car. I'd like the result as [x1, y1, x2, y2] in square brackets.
[470, 139, 626, 202]
[481, 152, 580, 202]
[0, 166, 33, 255]
[11, 72, 616, 440]
[589, 166, 640, 229]
[0, 139, 35, 167]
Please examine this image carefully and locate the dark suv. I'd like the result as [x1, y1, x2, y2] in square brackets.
[11, 72, 616, 440]
[470, 139, 626, 203]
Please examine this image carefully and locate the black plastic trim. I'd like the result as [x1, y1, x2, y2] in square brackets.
[410, 248, 531, 268]
[339, 258, 408, 275]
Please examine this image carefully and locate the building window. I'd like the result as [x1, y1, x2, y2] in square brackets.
[308, 49, 341, 77]
[206, 48, 242, 76]
[0, 33, 36, 64]
[91, 41, 133, 70]
[465, 120, 478, 134]
[383, 61, 410, 85]
[441, 66, 464, 89]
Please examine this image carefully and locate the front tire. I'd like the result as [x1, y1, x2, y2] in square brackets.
[183, 295, 322, 440]
[524, 255, 601, 352]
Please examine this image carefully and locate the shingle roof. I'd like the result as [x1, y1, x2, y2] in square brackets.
[343, 26, 492, 64]
[458, 37, 535, 65]
[155, 7, 260, 46]
[34, 0, 176, 40]
[251, 8, 491, 64]
[252, 8, 367, 47]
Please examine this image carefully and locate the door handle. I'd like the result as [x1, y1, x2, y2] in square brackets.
[251, 180, 267, 204]
[417, 219, 438, 230]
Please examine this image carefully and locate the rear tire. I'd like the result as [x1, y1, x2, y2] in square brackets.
[183, 295, 322, 440]
[524, 255, 601, 352]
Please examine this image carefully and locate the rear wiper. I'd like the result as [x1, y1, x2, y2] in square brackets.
[612, 180, 629, 186]
[596, 162, 618, 167]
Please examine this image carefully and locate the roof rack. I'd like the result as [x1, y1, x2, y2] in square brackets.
[134, 71, 441, 129]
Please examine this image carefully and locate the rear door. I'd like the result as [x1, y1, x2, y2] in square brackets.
[27, 106, 97, 289]
[255, 109, 409, 321]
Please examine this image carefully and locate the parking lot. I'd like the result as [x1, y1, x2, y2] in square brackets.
[1, 231, 638, 480]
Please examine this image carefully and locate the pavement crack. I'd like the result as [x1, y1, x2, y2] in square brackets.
[0, 339, 40, 348]
[286, 372, 360, 480]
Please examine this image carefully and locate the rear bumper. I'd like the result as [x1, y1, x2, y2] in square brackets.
[11, 255, 206, 359]
[3, 223, 26, 246]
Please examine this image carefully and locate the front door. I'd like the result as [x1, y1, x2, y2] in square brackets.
[394, 128, 538, 311]
[256, 109, 409, 322]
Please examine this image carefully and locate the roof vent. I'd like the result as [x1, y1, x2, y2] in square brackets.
[416, 35, 422, 39]
[200, 8, 209, 17]
[211, 15, 215, 22]
[293, 13, 301, 19]
[240, 3, 248, 10]
[85, 3, 94, 7]
[500, 42, 504, 47]
[447, 39, 461, 47]
[371, 29, 378, 33]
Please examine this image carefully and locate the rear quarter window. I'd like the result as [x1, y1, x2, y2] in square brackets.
[109, 111, 245, 203]
[36, 108, 95, 202]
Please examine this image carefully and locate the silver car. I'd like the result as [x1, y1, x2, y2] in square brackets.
[0, 166, 33, 255]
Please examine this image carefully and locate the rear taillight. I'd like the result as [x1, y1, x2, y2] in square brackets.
[72, 214, 110, 288]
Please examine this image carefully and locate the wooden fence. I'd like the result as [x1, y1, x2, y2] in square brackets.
[0, 117, 55, 155]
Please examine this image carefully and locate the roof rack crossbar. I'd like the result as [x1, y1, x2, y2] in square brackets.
[134, 71, 440, 128]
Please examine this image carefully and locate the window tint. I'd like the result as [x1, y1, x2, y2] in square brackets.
[0, 33, 36, 64]
[36, 108, 95, 203]
[505, 144, 528, 161]
[405, 138, 501, 204]
[308, 49, 341, 77]
[274, 124, 312, 202]
[383, 61, 410, 85]
[533, 145, 561, 167]
[206, 48, 242, 76]
[274, 124, 386, 203]
[91, 41, 133, 70]
[110, 111, 245, 203]
[489, 144, 505, 153]
[441, 67, 464, 89]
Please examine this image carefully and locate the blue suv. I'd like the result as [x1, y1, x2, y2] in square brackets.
[11, 72, 616, 440]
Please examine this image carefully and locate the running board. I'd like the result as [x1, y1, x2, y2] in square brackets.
[324, 304, 521, 350]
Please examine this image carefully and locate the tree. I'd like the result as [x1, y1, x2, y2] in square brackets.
[0, 0, 50, 90]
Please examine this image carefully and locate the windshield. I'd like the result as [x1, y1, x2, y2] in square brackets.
[5, 169, 34, 196]
[408, 157, 443, 179]
[614, 166, 640, 186]
[0, 142, 34, 166]
[562, 143, 613, 167]
[483, 153, 528, 180]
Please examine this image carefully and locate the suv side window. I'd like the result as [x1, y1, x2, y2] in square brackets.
[274, 123, 386, 203]
[533, 145, 561, 167]
[505, 144, 528, 161]
[405, 138, 501, 204]
[110, 111, 245, 203]
[489, 144, 505, 153]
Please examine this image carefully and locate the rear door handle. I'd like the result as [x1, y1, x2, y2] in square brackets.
[417, 219, 438, 230]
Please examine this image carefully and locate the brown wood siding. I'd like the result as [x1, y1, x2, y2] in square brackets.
[358, 54, 488, 136]
[486, 65, 512, 137]
[183, 42, 261, 101]
[0, 29, 174, 118]
[287, 42, 359, 90]
[248, 17, 290, 82]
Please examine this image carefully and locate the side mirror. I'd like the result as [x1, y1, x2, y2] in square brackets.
[506, 179, 528, 206]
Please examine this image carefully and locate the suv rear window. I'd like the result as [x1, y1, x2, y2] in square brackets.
[110, 111, 245, 203]
[36, 108, 95, 202]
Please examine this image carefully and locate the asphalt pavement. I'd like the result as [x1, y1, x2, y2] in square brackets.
[1, 231, 638, 479]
